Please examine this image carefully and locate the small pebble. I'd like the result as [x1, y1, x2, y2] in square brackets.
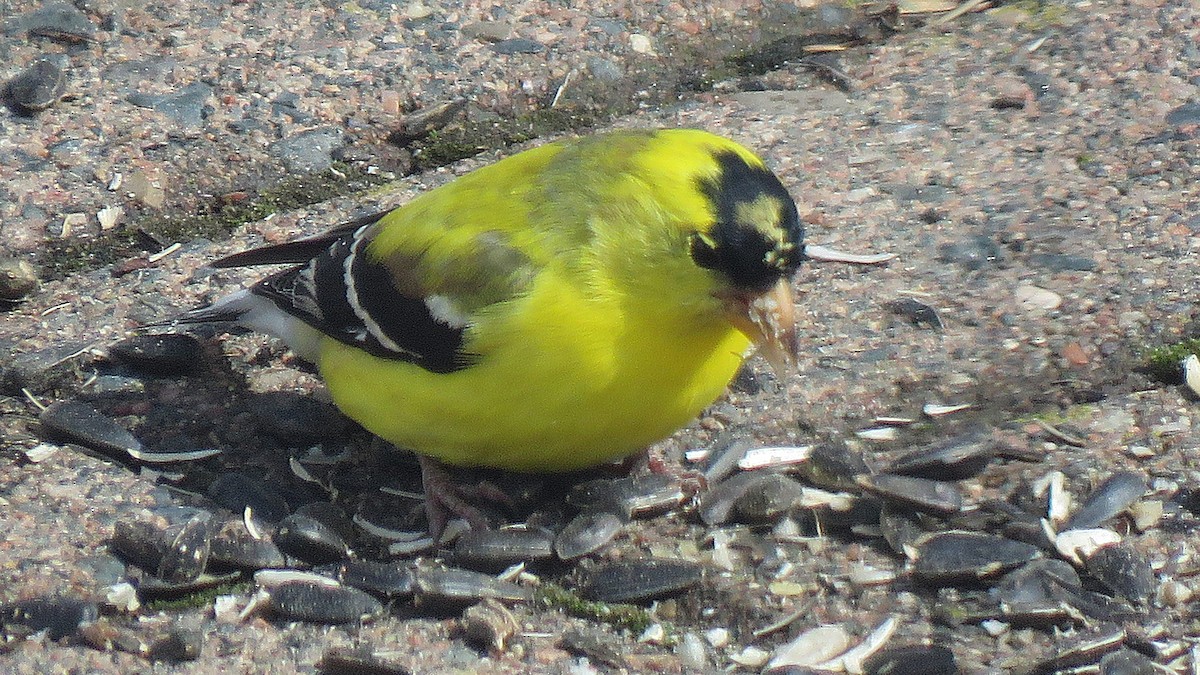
[490, 38, 545, 55]
[1014, 284, 1062, 311]
[108, 334, 204, 376]
[1, 597, 99, 640]
[936, 235, 1002, 270]
[3, 54, 69, 114]
[452, 529, 555, 571]
[127, 83, 213, 128]
[0, 257, 39, 301]
[629, 34, 655, 54]
[461, 598, 519, 653]
[23, 1, 96, 43]
[38, 400, 143, 459]
[1166, 101, 1200, 126]
[913, 531, 1042, 582]
[554, 511, 622, 561]
[274, 513, 352, 565]
[268, 126, 346, 173]
[261, 581, 384, 624]
[582, 558, 702, 604]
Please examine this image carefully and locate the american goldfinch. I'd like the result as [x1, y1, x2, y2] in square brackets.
[186, 128, 804, 533]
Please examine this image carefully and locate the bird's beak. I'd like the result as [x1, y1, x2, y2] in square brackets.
[723, 278, 798, 378]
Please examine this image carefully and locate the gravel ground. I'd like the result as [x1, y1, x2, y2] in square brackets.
[2, 0, 1200, 672]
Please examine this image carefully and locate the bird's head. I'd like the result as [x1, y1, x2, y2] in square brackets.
[685, 144, 804, 375]
[558, 129, 805, 374]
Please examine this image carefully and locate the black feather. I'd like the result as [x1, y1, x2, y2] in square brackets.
[692, 151, 804, 292]
[211, 211, 386, 268]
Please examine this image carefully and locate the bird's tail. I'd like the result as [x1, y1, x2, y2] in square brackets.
[153, 289, 322, 361]
[141, 289, 258, 330]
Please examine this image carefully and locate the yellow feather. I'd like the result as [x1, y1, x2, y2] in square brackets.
[320, 265, 751, 471]
[246, 128, 797, 473]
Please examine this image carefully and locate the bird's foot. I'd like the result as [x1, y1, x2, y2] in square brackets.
[419, 455, 514, 541]
[641, 448, 707, 495]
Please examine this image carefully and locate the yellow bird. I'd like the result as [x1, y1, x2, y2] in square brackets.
[187, 128, 804, 534]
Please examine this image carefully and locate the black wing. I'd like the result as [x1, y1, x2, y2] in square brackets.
[222, 213, 475, 375]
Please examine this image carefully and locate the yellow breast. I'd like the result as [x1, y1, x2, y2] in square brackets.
[316, 268, 750, 472]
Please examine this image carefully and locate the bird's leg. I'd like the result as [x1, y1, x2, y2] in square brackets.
[642, 447, 708, 495]
[417, 455, 514, 539]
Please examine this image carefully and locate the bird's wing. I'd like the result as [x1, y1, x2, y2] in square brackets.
[211, 143, 572, 374]
[219, 211, 536, 374]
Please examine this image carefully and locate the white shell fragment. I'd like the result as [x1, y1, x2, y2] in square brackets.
[96, 205, 124, 230]
[1131, 500, 1163, 532]
[352, 513, 431, 542]
[639, 623, 666, 644]
[856, 426, 899, 441]
[254, 569, 340, 589]
[1047, 471, 1071, 527]
[125, 447, 222, 463]
[730, 646, 771, 667]
[814, 615, 898, 674]
[1015, 283, 1062, 311]
[23, 443, 60, 463]
[628, 33, 655, 54]
[1051, 526, 1122, 566]
[874, 416, 916, 426]
[213, 595, 242, 623]
[922, 402, 972, 417]
[289, 457, 321, 484]
[388, 538, 437, 556]
[105, 582, 140, 613]
[294, 445, 353, 465]
[796, 487, 857, 512]
[705, 628, 730, 648]
[1184, 354, 1200, 397]
[766, 624, 852, 670]
[737, 445, 814, 470]
[804, 244, 897, 265]
[60, 212, 87, 238]
[244, 507, 266, 540]
[146, 242, 181, 263]
[677, 632, 708, 670]
[238, 589, 271, 622]
[980, 619, 1009, 637]
[848, 563, 898, 587]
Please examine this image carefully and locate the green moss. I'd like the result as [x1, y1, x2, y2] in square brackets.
[407, 107, 608, 171]
[143, 579, 252, 611]
[413, 128, 490, 167]
[535, 583, 664, 636]
[730, 35, 826, 76]
[1142, 339, 1200, 383]
[37, 163, 388, 281]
